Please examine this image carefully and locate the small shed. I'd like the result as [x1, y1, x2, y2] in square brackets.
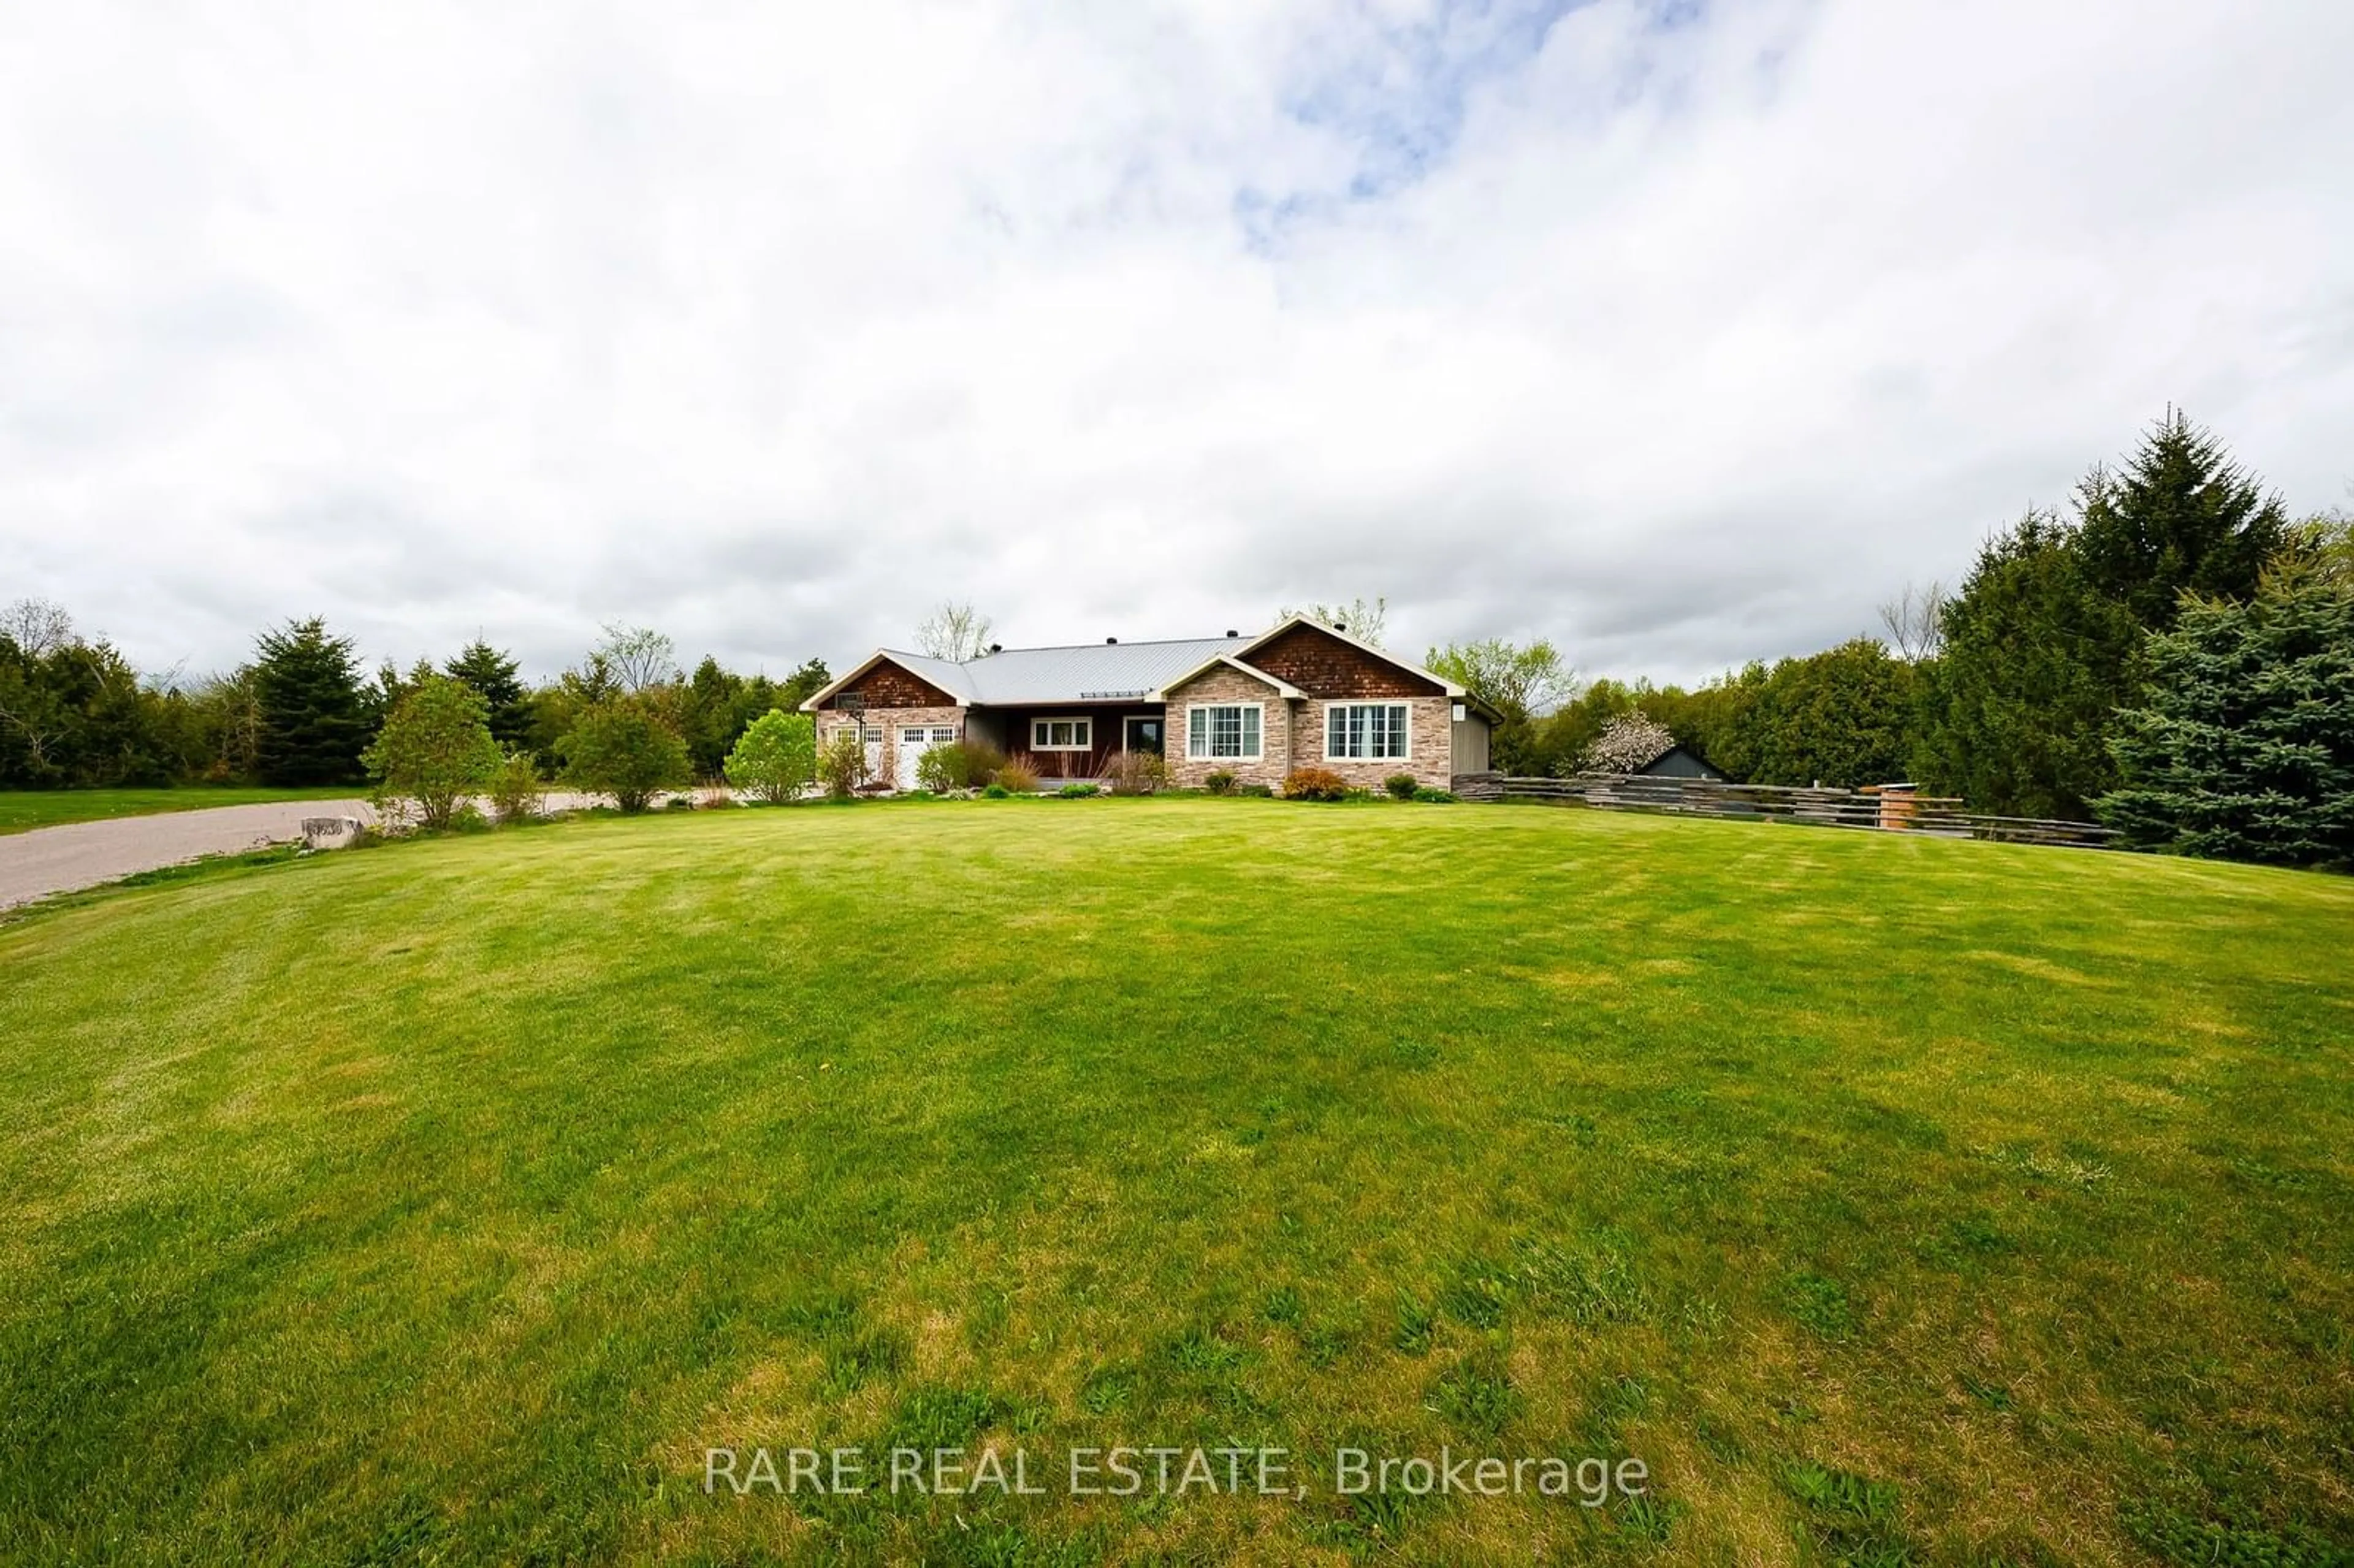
[1634, 744, 1724, 782]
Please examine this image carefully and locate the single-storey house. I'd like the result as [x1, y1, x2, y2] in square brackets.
[800, 617, 1498, 793]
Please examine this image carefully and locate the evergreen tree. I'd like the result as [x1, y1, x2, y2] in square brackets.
[1911, 511, 2143, 819]
[1720, 639, 1916, 789]
[0, 620, 178, 788]
[2098, 555, 2354, 867]
[775, 657, 831, 714]
[683, 656, 747, 777]
[444, 639, 533, 752]
[252, 617, 371, 785]
[1917, 415, 2292, 820]
[2074, 408, 2288, 628]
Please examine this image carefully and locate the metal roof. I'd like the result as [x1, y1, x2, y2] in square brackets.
[875, 635, 1256, 706]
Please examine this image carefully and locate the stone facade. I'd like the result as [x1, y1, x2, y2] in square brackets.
[1287, 695, 1456, 792]
[1162, 664, 1294, 790]
[1124, 661, 1462, 794]
[817, 702, 966, 791]
[806, 633, 1485, 794]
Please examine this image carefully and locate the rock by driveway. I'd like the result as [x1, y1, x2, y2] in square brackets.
[0, 793, 617, 910]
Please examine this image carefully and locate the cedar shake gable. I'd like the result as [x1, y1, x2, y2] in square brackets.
[813, 654, 963, 710]
[1233, 621, 1446, 699]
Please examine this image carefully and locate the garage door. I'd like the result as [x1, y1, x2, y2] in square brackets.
[897, 726, 958, 790]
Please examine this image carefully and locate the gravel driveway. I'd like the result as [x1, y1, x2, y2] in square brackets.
[0, 793, 615, 910]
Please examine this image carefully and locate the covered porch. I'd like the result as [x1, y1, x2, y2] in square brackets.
[964, 702, 1168, 781]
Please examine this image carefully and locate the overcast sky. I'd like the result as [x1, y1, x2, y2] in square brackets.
[4, 1, 2350, 688]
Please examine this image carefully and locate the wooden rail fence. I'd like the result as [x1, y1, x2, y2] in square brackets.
[1452, 773, 2120, 849]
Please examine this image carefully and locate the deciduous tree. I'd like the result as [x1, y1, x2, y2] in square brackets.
[1426, 637, 1571, 772]
[723, 709, 817, 804]
[915, 602, 994, 661]
[557, 696, 690, 813]
[1279, 596, 1388, 645]
[592, 623, 679, 693]
[361, 675, 501, 829]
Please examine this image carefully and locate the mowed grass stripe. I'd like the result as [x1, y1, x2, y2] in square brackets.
[1, 799, 2349, 1564]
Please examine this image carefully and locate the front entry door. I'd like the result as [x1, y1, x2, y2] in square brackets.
[1124, 717, 1164, 756]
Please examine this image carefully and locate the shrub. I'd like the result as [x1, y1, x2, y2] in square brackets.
[1056, 782, 1101, 797]
[1282, 766, 1349, 801]
[557, 696, 690, 813]
[914, 739, 1005, 794]
[995, 758, 1040, 793]
[1204, 769, 1238, 796]
[488, 748, 546, 824]
[980, 782, 1012, 799]
[913, 745, 959, 794]
[1412, 785, 1457, 803]
[1238, 782, 1274, 797]
[1106, 749, 1168, 796]
[361, 674, 501, 829]
[724, 709, 817, 804]
[816, 730, 868, 801]
[1384, 774, 1418, 800]
[967, 740, 1009, 785]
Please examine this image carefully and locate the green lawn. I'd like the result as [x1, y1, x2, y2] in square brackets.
[2, 800, 2350, 1565]
[0, 785, 358, 834]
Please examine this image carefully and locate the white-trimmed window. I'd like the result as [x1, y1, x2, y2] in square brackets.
[1325, 702, 1411, 761]
[1187, 703, 1262, 760]
[1030, 717, 1092, 751]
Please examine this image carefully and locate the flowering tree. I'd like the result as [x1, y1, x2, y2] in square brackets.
[1580, 710, 1677, 774]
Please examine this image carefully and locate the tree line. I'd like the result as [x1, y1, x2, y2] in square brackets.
[9, 409, 2345, 863]
[0, 612, 831, 793]
[1423, 411, 2350, 867]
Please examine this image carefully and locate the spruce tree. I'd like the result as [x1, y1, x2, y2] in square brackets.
[2099, 555, 2354, 867]
[2075, 409, 2288, 629]
[253, 617, 370, 785]
[444, 639, 533, 752]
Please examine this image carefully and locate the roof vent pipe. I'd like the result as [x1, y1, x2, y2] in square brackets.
[1225, 629, 1239, 638]
[986, 643, 1002, 655]
[1106, 636, 1118, 644]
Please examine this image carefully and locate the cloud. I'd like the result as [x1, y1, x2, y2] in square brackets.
[2, 0, 2349, 687]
